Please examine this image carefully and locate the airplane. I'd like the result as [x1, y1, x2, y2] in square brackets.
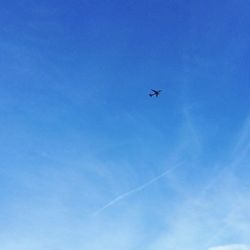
[149, 89, 162, 97]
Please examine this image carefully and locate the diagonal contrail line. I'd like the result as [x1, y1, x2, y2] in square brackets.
[93, 164, 179, 216]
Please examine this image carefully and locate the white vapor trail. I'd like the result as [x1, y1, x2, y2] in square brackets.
[93, 164, 180, 216]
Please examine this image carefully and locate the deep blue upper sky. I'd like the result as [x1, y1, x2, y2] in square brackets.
[0, 1, 250, 249]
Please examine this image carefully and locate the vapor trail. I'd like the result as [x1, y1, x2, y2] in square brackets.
[93, 164, 179, 216]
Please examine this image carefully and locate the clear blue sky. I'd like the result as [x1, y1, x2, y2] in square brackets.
[0, 1, 250, 249]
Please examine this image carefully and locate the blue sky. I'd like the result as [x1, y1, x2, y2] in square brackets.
[0, 0, 250, 249]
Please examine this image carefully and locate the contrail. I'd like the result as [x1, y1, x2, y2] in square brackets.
[93, 164, 179, 216]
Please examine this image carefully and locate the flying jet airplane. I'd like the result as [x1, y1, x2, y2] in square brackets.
[149, 89, 162, 97]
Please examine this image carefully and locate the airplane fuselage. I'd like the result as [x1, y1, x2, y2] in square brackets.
[149, 89, 161, 97]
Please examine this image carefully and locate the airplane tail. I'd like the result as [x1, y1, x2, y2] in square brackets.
[149, 94, 153, 97]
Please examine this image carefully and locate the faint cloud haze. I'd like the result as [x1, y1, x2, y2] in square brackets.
[209, 244, 250, 250]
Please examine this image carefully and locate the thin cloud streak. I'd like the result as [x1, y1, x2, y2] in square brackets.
[231, 114, 250, 168]
[93, 163, 180, 216]
[193, 113, 250, 200]
[233, 115, 250, 153]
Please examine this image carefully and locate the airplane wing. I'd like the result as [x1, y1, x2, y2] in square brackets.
[151, 89, 157, 93]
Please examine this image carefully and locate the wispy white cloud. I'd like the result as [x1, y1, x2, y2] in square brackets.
[145, 113, 250, 250]
[209, 244, 250, 250]
[231, 114, 250, 168]
[92, 163, 181, 216]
